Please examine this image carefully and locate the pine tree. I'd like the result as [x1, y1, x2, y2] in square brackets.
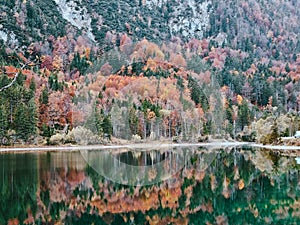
[101, 115, 113, 139]
[285, 63, 291, 73]
[14, 103, 28, 141]
[39, 88, 49, 105]
[237, 100, 250, 131]
[14, 99, 37, 142]
[70, 52, 89, 75]
[27, 98, 37, 138]
[188, 76, 209, 111]
[29, 78, 36, 92]
[128, 106, 138, 135]
[27, 78, 36, 99]
[0, 104, 8, 144]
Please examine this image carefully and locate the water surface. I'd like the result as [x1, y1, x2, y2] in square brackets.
[0, 146, 299, 224]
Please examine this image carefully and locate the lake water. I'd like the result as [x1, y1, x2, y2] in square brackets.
[0, 146, 299, 225]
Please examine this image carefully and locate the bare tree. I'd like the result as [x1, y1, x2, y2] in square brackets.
[0, 58, 38, 92]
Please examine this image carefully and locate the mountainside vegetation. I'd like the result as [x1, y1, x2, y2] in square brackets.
[0, 0, 300, 145]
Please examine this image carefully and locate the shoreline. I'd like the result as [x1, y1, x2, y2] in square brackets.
[0, 141, 248, 154]
[0, 141, 300, 154]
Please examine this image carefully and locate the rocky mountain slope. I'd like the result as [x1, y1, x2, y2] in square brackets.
[1, 0, 299, 59]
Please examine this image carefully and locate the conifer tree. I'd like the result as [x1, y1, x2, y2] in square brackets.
[0, 104, 8, 144]
[39, 88, 49, 105]
[237, 100, 250, 131]
[101, 115, 113, 139]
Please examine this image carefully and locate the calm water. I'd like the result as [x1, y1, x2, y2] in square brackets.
[0, 146, 300, 225]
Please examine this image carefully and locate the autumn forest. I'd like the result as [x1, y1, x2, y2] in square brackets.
[0, 0, 300, 145]
[1, 1, 300, 225]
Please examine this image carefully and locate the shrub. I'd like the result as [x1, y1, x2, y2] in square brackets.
[71, 126, 102, 145]
[49, 133, 64, 145]
[132, 134, 142, 143]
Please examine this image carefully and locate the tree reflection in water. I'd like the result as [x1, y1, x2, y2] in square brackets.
[0, 147, 299, 224]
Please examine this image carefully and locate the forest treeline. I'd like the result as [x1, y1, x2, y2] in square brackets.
[0, 32, 300, 145]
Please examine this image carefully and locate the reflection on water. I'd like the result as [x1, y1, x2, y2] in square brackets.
[81, 147, 187, 186]
[0, 146, 300, 225]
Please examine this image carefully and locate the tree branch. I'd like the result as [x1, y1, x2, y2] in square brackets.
[0, 59, 37, 92]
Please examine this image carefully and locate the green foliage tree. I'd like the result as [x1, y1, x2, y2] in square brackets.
[101, 114, 113, 139]
[0, 70, 37, 143]
[14, 99, 37, 142]
[188, 76, 209, 111]
[29, 78, 36, 92]
[0, 105, 8, 144]
[70, 52, 90, 75]
[85, 105, 102, 135]
[39, 88, 49, 105]
[49, 74, 64, 91]
[237, 100, 251, 131]
[128, 106, 139, 135]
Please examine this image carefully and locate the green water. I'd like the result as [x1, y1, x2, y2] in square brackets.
[0, 146, 299, 225]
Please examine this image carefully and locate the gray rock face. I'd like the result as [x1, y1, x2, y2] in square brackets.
[0, 0, 299, 58]
[53, 0, 95, 41]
